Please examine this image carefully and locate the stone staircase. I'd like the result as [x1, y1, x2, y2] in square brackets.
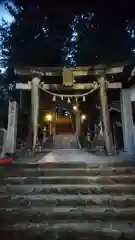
[0, 159, 135, 239]
[54, 134, 80, 149]
[55, 122, 74, 135]
[44, 134, 80, 149]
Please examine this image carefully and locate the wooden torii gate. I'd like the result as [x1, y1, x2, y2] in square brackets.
[6, 62, 134, 156]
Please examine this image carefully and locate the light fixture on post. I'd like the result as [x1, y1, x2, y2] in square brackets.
[52, 95, 56, 102]
[81, 114, 86, 135]
[82, 96, 85, 102]
[73, 105, 78, 111]
[45, 114, 52, 122]
[61, 96, 63, 100]
[45, 113, 52, 136]
[81, 114, 86, 121]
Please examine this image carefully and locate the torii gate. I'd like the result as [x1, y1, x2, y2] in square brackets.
[6, 63, 135, 155]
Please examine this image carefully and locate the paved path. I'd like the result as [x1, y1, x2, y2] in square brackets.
[0, 150, 135, 239]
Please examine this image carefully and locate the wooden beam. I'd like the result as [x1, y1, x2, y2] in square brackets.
[105, 67, 124, 75]
[16, 83, 31, 90]
[14, 62, 129, 77]
[16, 82, 122, 91]
[107, 82, 122, 89]
[15, 67, 124, 77]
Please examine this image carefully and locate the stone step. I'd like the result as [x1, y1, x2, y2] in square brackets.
[1, 167, 135, 178]
[1, 194, 135, 208]
[3, 160, 135, 169]
[0, 221, 135, 239]
[1, 153, 135, 240]
[2, 175, 135, 185]
[1, 184, 135, 194]
[1, 207, 135, 225]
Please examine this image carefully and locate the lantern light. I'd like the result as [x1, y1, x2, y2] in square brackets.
[45, 114, 52, 122]
[73, 105, 78, 111]
[81, 114, 86, 121]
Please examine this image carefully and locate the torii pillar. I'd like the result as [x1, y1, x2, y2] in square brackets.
[99, 76, 113, 155]
[75, 109, 81, 136]
[31, 77, 40, 154]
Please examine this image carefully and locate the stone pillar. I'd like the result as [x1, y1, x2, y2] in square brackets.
[99, 76, 113, 155]
[120, 89, 134, 154]
[31, 77, 40, 154]
[75, 110, 81, 136]
[6, 101, 18, 154]
[0, 129, 7, 157]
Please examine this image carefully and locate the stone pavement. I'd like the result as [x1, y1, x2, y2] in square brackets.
[0, 149, 135, 239]
[16, 149, 135, 164]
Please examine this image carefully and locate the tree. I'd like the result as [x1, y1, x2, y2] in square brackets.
[126, 20, 135, 56]
[75, 14, 133, 66]
[0, 2, 134, 71]
[0, 1, 73, 68]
